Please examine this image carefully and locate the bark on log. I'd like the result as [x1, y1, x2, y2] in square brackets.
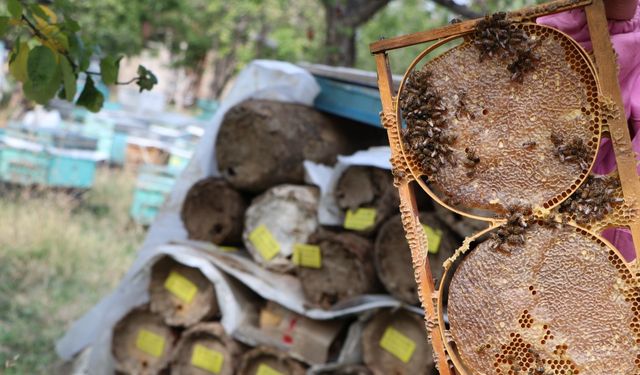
[297, 229, 379, 309]
[361, 309, 436, 375]
[181, 177, 247, 245]
[170, 322, 242, 375]
[112, 305, 177, 375]
[334, 166, 399, 235]
[236, 346, 306, 375]
[243, 185, 319, 273]
[149, 256, 220, 327]
[374, 213, 458, 305]
[215, 99, 384, 192]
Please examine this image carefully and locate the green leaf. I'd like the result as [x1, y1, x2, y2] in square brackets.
[29, 4, 49, 22]
[9, 42, 29, 82]
[76, 76, 104, 112]
[23, 63, 61, 105]
[0, 17, 10, 37]
[60, 57, 76, 101]
[27, 46, 57, 86]
[136, 65, 158, 92]
[8, 0, 22, 19]
[99, 55, 122, 85]
[63, 18, 80, 33]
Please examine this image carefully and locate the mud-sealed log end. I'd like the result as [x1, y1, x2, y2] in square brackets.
[149, 256, 220, 327]
[181, 177, 247, 245]
[236, 346, 306, 375]
[335, 166, 399, 235]
[112, 305, 176, 375]
[216, 100, 384, 193]
[170, 322, 242, 375]
[298, 229, 379, 309]
[362, 309, 436, 375]
[243, 185, 320, 273]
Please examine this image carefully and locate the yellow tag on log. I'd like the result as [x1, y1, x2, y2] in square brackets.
[249, 224, 281, 261]
[164, 270, 198, 303]
[379, 326, 416, 363]
[257, 364, 283, 375]
[292, 244, 322, 269]
[344, 208, 377, 230]
[135, 329, 165, 358]
[219, 246, 238, 252]
[191, 344, 224, 374]
[422, 224, 443, 254]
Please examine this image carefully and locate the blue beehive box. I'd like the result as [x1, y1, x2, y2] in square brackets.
[0, 127, 101, 189]
[48, 151, 99, 189]
[130, 165, 177, 225]
[313, 76, 383, 127]
[81, 114, 115, 161]
[0, 146, 49, 185]
[110, 131, 128, 166]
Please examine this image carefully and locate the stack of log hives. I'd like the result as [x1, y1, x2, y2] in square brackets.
[111, 99, 479, 374]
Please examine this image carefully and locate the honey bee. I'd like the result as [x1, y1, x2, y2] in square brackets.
[559, 175, 623, 224]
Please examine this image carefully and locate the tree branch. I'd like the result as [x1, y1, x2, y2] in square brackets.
[319, 0, 391, 27]
[349, 0, 391, 26]
[431, 0, 482, 19]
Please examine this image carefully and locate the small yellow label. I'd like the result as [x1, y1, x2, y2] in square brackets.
[379, 326, 416, 363]
[164, 270, 198, 303]
[135, 329, 165, 358]
[256, 364, 283, 375]
[219, 246, 238, 252]
[344, 208, 377, 230]
[249, 224, 280, 261]
[292, 244, 322, 269]
[191, 344, 224, 374]
[422, 225, 443, 254]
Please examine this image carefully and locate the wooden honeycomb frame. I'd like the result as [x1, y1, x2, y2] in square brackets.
[369, 0, 640, 374]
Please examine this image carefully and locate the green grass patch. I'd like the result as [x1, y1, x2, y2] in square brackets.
[0, 167, 145, 374]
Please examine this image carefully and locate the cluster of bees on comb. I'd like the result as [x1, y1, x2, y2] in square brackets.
[550, 131, 591, 170]
[473, 12, 540, 82]
[559, 174, 623, 224]
[490, 206, 532, 250]
[399, 70, 457, 177]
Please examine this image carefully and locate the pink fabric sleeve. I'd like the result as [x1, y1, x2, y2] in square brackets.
[538, 5, 640, 260]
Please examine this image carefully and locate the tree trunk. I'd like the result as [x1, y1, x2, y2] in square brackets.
[181, 177, 247, 246]
[324, 10, 357, 66]
[149, 256, 220, 327]
[320, 0, 391, 66]
[171, 322, 242, 375]
[319, 0, 481, 67]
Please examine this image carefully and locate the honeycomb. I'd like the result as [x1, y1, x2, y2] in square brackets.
[446, 223, 640, 375]
[379, 13, 640, 375]
[398, 24, 602, 216]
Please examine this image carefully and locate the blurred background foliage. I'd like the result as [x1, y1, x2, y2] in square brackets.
[56, 0, 543, 94]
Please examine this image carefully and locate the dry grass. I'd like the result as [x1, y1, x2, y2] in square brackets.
[0, 167, 145, 374]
